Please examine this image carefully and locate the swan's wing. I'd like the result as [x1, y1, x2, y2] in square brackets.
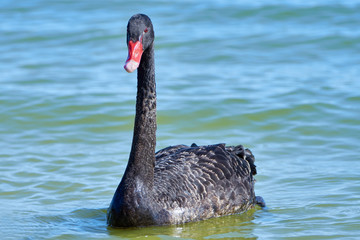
[155, 144, 189, 159]
[153, 143, 256, 221]
[225, 145, 257, 175]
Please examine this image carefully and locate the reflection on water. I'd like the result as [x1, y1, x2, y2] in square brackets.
[107, 209, 259, 239]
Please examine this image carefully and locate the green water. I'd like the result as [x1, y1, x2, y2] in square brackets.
[1, 0, 360, 239]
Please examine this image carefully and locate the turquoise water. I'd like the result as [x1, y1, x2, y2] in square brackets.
[1, 0, 360, 239]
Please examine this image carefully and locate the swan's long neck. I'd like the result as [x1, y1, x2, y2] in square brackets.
[124, 43, 156, 188]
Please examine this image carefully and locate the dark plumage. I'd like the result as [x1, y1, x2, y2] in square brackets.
[107, 14, 264, 227]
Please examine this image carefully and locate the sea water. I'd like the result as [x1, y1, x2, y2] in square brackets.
[1, 0, 360, 239]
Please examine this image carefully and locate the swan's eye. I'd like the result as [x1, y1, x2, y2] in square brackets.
[138, 28, 148, 42]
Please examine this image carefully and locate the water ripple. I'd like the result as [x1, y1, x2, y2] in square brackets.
[1, 0, 360, 239]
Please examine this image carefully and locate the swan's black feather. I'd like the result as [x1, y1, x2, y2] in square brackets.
[151, 144, 256, 224]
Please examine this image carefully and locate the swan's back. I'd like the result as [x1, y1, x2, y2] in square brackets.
[152, 143, 257, 224]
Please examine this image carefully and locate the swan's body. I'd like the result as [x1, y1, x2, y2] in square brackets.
[107, 14, 264, 227]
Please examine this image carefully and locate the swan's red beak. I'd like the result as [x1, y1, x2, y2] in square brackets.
[124, 40, 144, 73]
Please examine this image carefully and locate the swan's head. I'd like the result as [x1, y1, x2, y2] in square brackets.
[124, 14, 154, 73]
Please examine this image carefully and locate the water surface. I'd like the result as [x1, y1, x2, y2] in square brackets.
[1, 0, 360, 239]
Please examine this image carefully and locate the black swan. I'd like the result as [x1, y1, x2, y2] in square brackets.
[107, 14, 265, 227]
